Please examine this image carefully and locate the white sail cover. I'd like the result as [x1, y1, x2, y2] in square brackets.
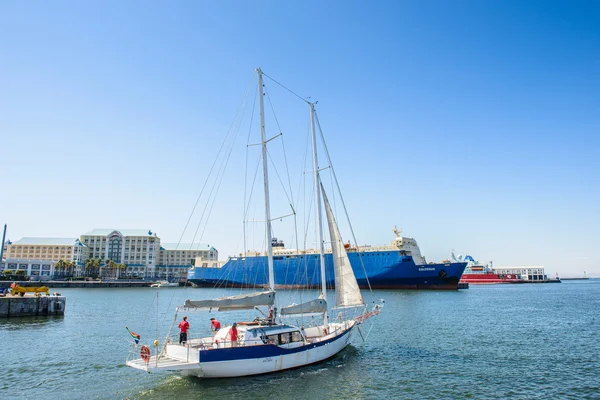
[280, 297, 327, 315]
[321, 185, 364, 308]
[183, 290, 275, 311]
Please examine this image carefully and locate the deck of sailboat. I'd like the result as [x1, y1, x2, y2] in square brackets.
[126, 355, 201, 372]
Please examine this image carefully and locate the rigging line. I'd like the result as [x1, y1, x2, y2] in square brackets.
[177, 74, 255, 251]
[191, 137, 236, 248]
[303, 180, 314, 256]
[327, 165, 339, 236]
[138, 288, 160, 333]
[264, 88, 299, 265]
[296, 127, 308, 256]
[244, 83, 259, 258]
[214, 152, 259, 291]
[300, 126, 312, 288]
[314, 111, 374, 297]
[264, 88, 297, 209]
[244, 156, 263, 227]
[291, 121, 311, 288]
[299, 119, 312, 255]
[191, 82, 251, 247]
[193, 99, 247, 252]
[262, 72, 309, 105]
[266, 149, 294, 207]
[195, 103, 247, 247]
[201, 92, 256, 253]
[189, 124, 235, 246]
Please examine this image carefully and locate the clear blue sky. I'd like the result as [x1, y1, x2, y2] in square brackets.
[1, 1, 598, 277]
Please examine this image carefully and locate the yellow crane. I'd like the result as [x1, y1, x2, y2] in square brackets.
[9, 283, 49, 296]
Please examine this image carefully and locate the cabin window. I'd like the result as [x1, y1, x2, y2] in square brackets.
[267, 334, 279, 345]
[291, 331, 302, 342]
[280, 333, 290, 344]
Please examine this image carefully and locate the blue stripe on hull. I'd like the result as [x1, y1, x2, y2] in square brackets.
[199, 326, 352, 363]
[188, 253, 467, 290]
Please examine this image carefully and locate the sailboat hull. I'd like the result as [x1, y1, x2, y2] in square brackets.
[193, 326, 353, 378]
[189, 253, 466, 290]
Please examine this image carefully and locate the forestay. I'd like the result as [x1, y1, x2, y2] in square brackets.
[183, 290, 275, 311]
[321, 185, 364, 308]
[280, 297, 327, 315]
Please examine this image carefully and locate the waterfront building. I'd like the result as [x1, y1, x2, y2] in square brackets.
[2, 237, 78, 262]
[79, 229, 160, 278]
[156, 243, 218, 280]
[0, 237, 84, 279]
[1, 230, 219, 280]
[79, 229, 219, 280]
[494, 266, 548, 281]
[1, 258, 57, 280]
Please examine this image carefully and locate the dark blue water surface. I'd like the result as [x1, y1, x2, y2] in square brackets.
[1, 281, 599, 399]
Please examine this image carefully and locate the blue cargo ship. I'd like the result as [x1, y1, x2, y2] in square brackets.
[188, 228, 467, 290]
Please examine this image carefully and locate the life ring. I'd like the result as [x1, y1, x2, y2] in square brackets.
[507, 275, 512, 279]
[140, 345, 151, 362]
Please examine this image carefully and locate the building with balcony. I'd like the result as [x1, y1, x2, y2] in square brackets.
[79, 229, 160, 278]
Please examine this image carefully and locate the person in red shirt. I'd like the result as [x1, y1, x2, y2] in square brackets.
[229, 322, 238, 347]
[178, 316, 190, 344]
[210, 317, 221, 333]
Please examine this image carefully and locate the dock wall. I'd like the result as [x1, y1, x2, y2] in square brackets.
[0, 295, 66, 318]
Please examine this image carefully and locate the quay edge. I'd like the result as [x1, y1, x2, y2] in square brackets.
[0, 294, 66, 318]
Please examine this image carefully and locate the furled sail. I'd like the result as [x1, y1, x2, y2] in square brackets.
[280, 296, 327, 315]
[321, 185, 364, 308]
[183, 290, 275, 311]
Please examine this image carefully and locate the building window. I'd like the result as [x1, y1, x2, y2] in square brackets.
[108, 237, 122, 262]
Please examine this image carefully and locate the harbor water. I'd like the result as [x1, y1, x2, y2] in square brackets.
[1, 280, 599, 399]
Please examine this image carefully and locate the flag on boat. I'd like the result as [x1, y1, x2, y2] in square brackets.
[126, 326, 140, 344]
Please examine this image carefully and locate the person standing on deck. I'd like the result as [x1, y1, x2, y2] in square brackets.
[229, 322, 238, 347]
[178, 316, 190, 344]
[210, 317, 221, 333]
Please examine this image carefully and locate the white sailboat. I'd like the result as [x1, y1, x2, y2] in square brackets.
[126, 68, 382, 378]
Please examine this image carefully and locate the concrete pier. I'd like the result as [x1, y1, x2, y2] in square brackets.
[0, 294, 66, 318]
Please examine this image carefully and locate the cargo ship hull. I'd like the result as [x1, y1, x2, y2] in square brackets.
[188, 252, 467, 290]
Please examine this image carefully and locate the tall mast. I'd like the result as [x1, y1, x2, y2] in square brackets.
[310, 102, 328, 328]
[257, 68, 275, 291]
[0, 224, 6, 264]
